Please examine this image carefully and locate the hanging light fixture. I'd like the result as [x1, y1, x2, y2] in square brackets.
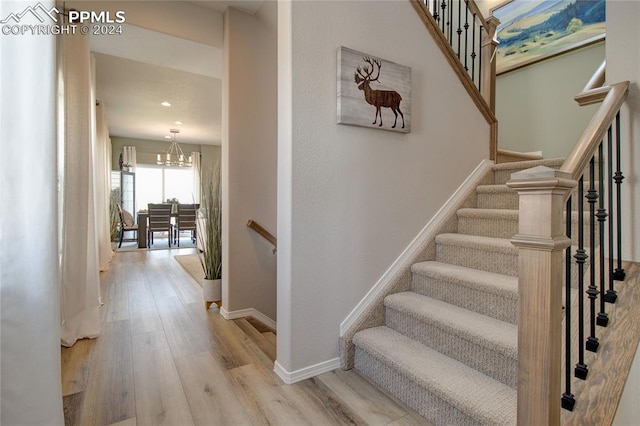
[156, 129, 192, 167]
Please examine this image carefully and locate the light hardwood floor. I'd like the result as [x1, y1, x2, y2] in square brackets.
[61, 247, 430, 426]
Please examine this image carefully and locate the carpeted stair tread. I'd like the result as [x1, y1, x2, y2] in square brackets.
[385, 292, 517, 358]
[411, 261, 517, 301]
[353, 326, 517, 425]
[435, 233, 516, 253]
[456, 208, 518, 220]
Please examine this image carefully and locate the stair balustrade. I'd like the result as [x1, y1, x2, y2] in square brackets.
[508, 72, 630, 424]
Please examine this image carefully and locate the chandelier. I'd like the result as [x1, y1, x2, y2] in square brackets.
[157, 129, 192, 167]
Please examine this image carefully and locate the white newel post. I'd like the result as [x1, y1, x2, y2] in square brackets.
[507, 166, 576, 426]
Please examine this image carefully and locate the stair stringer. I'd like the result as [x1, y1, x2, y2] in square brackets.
[339, 159, 495, 369]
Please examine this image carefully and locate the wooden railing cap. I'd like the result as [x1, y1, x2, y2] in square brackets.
[507, 166, 576, 192]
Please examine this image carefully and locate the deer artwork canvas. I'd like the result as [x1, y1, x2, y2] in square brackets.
[337, 46, 411, 133]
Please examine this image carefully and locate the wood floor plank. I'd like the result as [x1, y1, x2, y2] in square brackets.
[175, 351, 252, 425]
[131, 331, 195, 426]
[263, 331, 277, 347]
[279, 377, 367, 425]
[63, 391, 84, 426]
[234, 318, 277, 361]
[61, 337, 96, 396]
[154, 296, 210, 359]
[128, 277, 163, 335]
[187, 303, 278, 376]
[246, 316, 276, 334]
[78, 320, 136, 426]
[226, 363, 312, 425]
[315, 369, 410, 425]
[108, 417, 137, 426]
[104, 280, 130, 323]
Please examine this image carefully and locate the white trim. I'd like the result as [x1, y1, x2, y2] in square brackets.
[219, 306, 277, 330]
[340, 159, 494, 336]
[273, 358, 341, 384]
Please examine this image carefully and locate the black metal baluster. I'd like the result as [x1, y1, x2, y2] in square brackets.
[433, 0, 440, 25]
[441, 0, 446, 33]
[596, 143, 609, 327]
[448, 0, 453, 46]
[464, 1, 469, 71]
[471, 14, 476, 83]
[562, 196, 576, 410]
[575, 176, 589, 379]
[606, 125, 617, 303]
[613, 112, 626, 281]
[457, 0, 462, 58]
[586, 157, 600, 352]
[478, 25, 483, 92]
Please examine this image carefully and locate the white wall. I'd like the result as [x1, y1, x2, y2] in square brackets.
[223, 4, 278, 322]
[277, 0, 490, 375]
[496, 42, 604, 158]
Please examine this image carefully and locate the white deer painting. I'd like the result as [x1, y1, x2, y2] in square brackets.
[337, 46, 411, 133]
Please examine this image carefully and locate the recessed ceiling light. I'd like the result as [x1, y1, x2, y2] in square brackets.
[164, 135, 172, 139]
[161, 101, 171, 107]
[174, 121, 183, 125]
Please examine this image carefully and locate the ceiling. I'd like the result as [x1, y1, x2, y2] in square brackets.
[91, 1, 264, 146]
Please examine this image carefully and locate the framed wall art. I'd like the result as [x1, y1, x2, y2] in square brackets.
[337, 46, 411, 133]
[492, 0, 605, 74]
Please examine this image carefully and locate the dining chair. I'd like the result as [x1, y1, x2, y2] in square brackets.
[147, 203, 173, 247]
[174, 203, 198, 247]
[117, 204, 138, 248]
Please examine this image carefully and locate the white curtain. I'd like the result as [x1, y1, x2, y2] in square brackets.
[93, 61, 114, 272]
[192, 151, 202, 203]
[0, 0, 64, 423]
[59, 29, 102, 347]
[123, 145, 137, 171]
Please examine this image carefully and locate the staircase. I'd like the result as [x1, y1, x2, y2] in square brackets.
[351, 158, 565, 425]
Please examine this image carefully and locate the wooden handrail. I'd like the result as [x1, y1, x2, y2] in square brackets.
[247, 220, 277, 248]
[561, 81, 630, 181]
[581, 59, 606, 94]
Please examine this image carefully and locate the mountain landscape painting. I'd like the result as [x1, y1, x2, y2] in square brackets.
[493, 0, 605, 74]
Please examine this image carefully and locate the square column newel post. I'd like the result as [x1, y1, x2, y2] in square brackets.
[506, 166, 576, 426]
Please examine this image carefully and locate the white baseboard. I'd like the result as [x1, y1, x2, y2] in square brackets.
[273, 358, 341, 384]
[220, 306, 277, 330]
[340, 159, 494, 336]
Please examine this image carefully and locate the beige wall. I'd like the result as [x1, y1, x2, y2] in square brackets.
[223, 4, 278, 321]
[278, 0, 490, 374]
[496, 42, 605, 158]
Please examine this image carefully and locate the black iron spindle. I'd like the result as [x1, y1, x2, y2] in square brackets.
[613, 112, 626, 281]
[448, 0, 453, 46]
[586, 157, 600, 352]
[464, 1, 469, 71]
[575, 176, 589, 379]
[471, 14, 476, 83]
[606, 125, 618, 303]
[596, 143, 609, 327]
[441, 0, 446, 33]
[457, 0, 462, 58]
[478, 25, 483, 92]
[433, 0, 440, 25]
[562, 196, 576, 410]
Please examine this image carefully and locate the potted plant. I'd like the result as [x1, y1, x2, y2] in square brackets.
[197, 162, 222, 309]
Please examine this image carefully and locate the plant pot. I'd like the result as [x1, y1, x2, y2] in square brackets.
[203, 278, 221, 304]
